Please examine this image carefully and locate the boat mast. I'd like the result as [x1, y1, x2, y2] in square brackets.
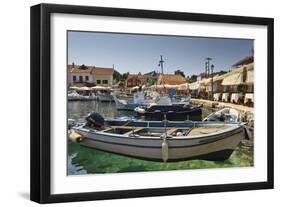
[205, 57, 212, 77]
[159, 55, 165, 74]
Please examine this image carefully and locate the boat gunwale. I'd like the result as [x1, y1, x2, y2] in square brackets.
[74, 123, 243, 141]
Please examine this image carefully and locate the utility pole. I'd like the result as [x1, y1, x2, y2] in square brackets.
[158, 55, 165, 74]
[205, 62, 208, 77]
[211, 64, 214, 100]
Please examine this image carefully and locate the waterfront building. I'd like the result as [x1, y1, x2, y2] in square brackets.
[68, 63, 114, 86]
[156, 74, 187, 86]
[190, 55, 254, 104]
[217, 55, 254, 94]
[125, 71, 159, 87]
[189, 54, 254, 103]
[156, 74, 188, 94]
[125, 73, 145, 87]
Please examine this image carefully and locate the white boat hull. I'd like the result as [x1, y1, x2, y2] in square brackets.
[74, 125, 244, 162]
[68, 94, 97, 101]
[97, 94, 113, 102]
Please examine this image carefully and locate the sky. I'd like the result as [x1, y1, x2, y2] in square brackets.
[68, 31, 253, 76]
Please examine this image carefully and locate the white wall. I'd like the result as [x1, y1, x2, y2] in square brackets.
[0, 0, 280, 207]
[70, 73, 93, 84]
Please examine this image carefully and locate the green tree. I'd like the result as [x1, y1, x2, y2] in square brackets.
[121, 72, 129, 81]
[174, 70, 185, 78]
[237, 84, 248, 93]
[189, 75, 198, 83]
[113, 70, 122, 82]
[79, 64, 87, 69]
[118, 82, 125, 88]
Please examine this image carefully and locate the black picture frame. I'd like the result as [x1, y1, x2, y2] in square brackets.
[30, 3, 274, 204]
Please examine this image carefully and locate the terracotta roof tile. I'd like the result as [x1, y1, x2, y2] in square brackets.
[127, 74, 145, 81]
[92, 67, 114, 75]
[67, 65, 114, 75]
[157, 74, 187, 85]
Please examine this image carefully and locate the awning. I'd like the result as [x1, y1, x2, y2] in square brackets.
[91, 86, 111, 90]
[69, 86, 79, 90]
[246, 70, 254, 84]
[76, 86, 91, 91]
[200, 78, 211, 86]
[188, 81, 200, 90]
[212, 62, 254, 85]
[221, 72, 243, 85]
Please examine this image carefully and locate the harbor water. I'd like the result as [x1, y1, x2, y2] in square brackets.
[67, 101, 253, 175]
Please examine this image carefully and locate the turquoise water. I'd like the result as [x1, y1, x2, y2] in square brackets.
[67, 101, 253, 175]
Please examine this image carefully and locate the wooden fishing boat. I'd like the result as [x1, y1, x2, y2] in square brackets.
[68, 90, 96, 101]
[97, 93, 113, 102]
[69, 113, 244, 162]
[113, 92, 152, 110]
[134, 104, 202, 121]
[203, 108, 241, 122]
[95, 87, 114, 102]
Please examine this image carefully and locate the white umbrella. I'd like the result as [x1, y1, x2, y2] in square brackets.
[69, 86, 79, 90]
[164, 84, 178, 89]
[130, 86, 140, 91]
[91, 86, 111, 90]
[150, 85, 164, 89]
[76, 86, 91, 91]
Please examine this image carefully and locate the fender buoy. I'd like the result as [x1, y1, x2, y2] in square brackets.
[161, 138, 169, 162]
[69, 130, 83, 143]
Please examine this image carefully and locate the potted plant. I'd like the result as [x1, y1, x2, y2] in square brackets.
[237, 84, 248, 104]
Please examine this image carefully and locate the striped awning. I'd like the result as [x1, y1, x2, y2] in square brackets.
[221, 72, 243, 85]
[200, 78, 211, 85]
[246, 70, 254, 84]
[188, 81, 200, 90]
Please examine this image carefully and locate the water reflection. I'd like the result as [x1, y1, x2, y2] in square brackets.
[67, 101, 253, 175]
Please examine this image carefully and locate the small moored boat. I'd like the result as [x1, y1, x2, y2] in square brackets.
[203, 108, 241, 123]
[97, 93, 113, 102]
[70, 112, 244, 162]
[113, 92, 153, 110]
[135, 103, 203, 121]
[68, 90, 96, 101]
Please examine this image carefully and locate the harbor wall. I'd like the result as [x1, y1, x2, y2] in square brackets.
[190, 98, 254, 122]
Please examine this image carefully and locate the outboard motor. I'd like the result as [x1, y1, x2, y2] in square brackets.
[86, 112, 105, 129]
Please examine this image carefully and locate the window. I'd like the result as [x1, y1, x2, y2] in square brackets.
[79, 76, 83, 82]
[85, 76, 89, 81]
[97, 80, 101, 84]
[73, 76, 76, 82]
[102, 80, 108, 84]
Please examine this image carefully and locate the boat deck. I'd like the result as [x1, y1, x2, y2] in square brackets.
[99, 125, 231, 138]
